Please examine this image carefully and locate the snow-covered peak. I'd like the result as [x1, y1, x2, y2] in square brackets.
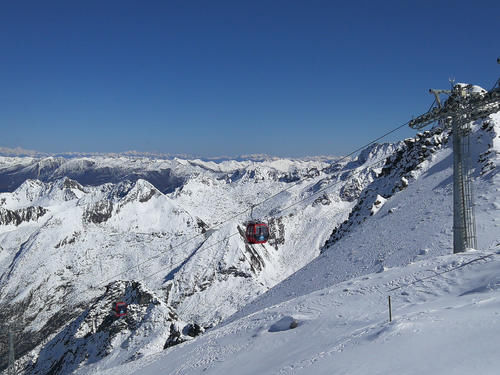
[28, 156, 65, 174]
[0, 177, 87, 209]
[356, 142, 399, 165]
[120, 179, 163, 204]
[11, 179, 45, 204]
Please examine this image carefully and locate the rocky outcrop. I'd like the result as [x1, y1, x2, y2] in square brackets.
[478, 121, 498, 176]
[120, 179, 162, 205]
[313, 193, 332, 206]
[163, 322, 205, 349]
[339, 178, 365, 202]
[323, 127, 449, 251]
[83, 200, 114, 224]
[0, 206, 47, 226]
[268, 216, 285, 249]
[279, 167, 321, 183]
[55, 232, 81, 248]
[23, 281, 176, 375]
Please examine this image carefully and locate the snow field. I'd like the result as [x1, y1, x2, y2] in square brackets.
[90, 250, 500, 375]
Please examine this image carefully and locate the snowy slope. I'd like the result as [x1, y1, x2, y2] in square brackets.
[227, 115, 500, 322]
[72, 112, 500, 375]
[92, 249, 500, 375]
[0, 155, 359, 373]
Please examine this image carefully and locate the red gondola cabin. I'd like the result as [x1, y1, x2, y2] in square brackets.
[245, 222, 269, 244]
[113, 301, 128, 318]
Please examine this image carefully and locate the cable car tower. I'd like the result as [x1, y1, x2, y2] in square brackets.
[408, 59, 500, 253]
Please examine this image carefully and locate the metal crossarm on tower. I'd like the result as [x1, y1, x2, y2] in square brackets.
[409, 87, 500, 130]
[429, 88, 451, 108]
[408, 61, 500, 253]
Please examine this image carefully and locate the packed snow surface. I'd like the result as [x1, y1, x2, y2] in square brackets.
[89, 249, 500, 375]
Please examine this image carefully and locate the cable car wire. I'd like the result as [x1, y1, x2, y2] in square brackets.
[122, 148, 398, 287]
[36, 118, 412, 308]
[92, 119, 411, 291]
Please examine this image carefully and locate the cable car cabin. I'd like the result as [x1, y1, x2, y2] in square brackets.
[113, 301, 128, 318]
[245, 222, 269, 244]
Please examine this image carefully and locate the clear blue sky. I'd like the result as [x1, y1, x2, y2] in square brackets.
[1, 0, 498, 157]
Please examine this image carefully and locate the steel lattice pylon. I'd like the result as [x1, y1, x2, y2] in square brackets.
[409, 67, 500, 253]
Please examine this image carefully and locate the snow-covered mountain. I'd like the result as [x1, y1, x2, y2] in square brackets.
[0, 154, 351, 373]
[0, 111, 498, 374]
[0, 153, 337, 194]
[86, 115, 499, 374]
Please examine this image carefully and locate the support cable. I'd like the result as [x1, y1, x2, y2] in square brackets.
[11, 118, 411, 308]
[92, 120, 411, 291]
[388, 253, 495, 292]
[131, 151, 395, 285]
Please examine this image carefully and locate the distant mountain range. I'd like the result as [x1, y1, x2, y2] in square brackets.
[0, 146, 338, 163]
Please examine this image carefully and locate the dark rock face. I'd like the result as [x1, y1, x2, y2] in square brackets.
[234, 225, 267, 274]
[22, 280, 170, 375]
[196, 218, 209, 233]
[104, 180, 134, 200]
[163, 322, 204, 349]
[277, 167, 321, 183]
[244, 243, 266, 273]
[339, 178, 364, 202]
[219, 266, 252, 278]
[184, 323, 203, 337]
[478, 121, 497, 177]
[279, 173, 301, 183]
[313, 193, 331, 206]
[0, 206, 47, 226]
[120, 180, 162, 205]
[268, 217, 285, 249]
[83, 201, 113, 224]
[55, 232, 81, 248]
[164, 323, 184, 349]
[322, 162, 343, 175]
[0, 285, 80, 373]
[62, 178, 85, 192]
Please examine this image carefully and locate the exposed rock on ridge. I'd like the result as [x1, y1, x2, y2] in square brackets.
[323, 127, 449, 251]
[0, 206, 47, 226]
